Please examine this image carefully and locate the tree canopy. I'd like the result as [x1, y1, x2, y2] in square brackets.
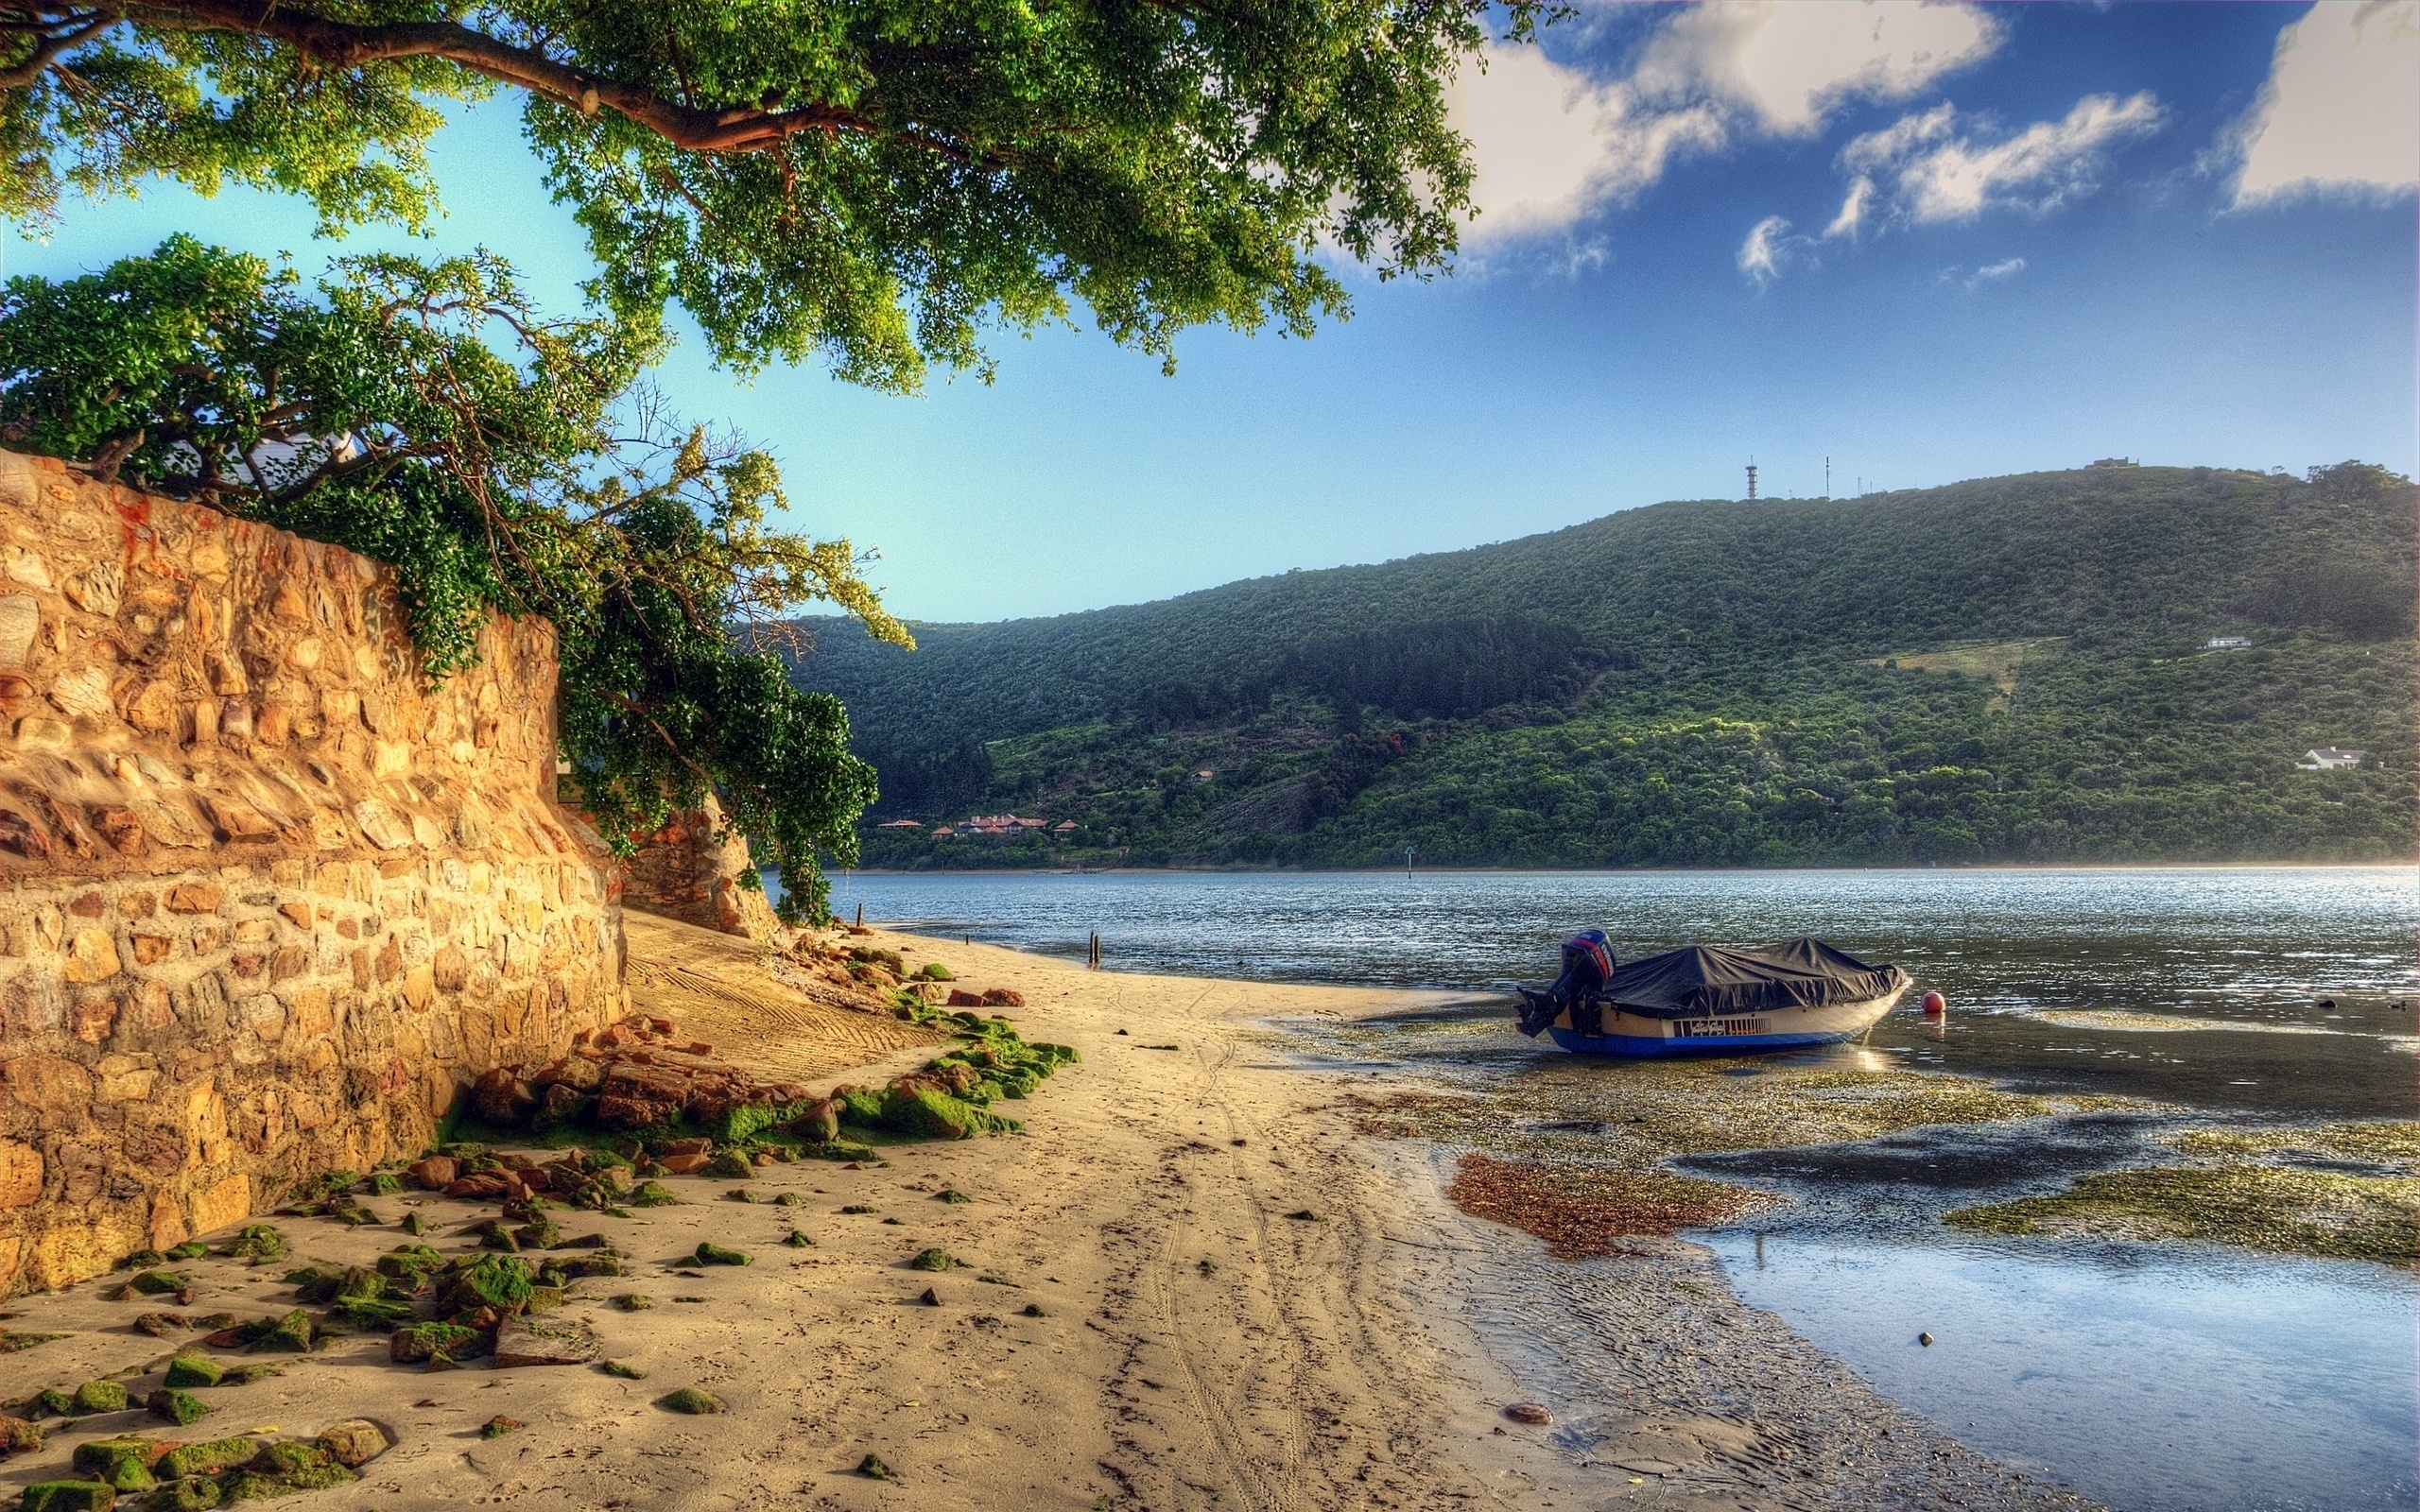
[0, 0, 1546, 386]
[0, 234, 911, 920]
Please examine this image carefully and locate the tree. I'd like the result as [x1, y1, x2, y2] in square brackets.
[0, 0, 1547, 387]
[0, 234, 911, 920]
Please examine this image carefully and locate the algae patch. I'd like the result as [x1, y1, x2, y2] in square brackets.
[1946, 1165, 2417, 1264]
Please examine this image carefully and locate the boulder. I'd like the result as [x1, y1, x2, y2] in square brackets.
[492, 1316, 600, 1368]
[314, 1421, 389, 1469]
[406, 1157, 458, 1191]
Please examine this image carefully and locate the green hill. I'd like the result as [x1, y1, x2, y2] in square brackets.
[790, 462, 2417, 868]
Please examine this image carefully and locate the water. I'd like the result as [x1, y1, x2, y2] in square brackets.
[826, 867, 2420, 1511]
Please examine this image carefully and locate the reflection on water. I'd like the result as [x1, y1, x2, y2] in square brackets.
[827, 867, 2420, 1511]
[1703, 1231, 2417, 1512]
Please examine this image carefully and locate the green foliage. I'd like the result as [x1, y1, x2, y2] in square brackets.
[0, 237, 908, 919]
[811, 464, 2418, 868]
[0, 0, 1550, 383]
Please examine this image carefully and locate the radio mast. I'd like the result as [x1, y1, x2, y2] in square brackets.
[1746, 461, 1758, 501]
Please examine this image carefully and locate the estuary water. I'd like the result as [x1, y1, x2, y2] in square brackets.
[825, 867, 2420, 1512]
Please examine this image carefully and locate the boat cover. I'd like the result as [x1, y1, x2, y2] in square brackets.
[1599, 938, 1905, 1020]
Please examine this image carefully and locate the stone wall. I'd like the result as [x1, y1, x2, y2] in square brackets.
[0, 451, 624, 1294]
[620, 794, 779, 940]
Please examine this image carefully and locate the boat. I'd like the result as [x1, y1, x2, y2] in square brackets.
[1516, 937, 1910, 1057]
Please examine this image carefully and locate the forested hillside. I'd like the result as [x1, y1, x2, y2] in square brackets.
[789, 462, 2416, 868]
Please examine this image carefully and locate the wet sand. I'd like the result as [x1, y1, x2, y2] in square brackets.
[0, 926, 2097, 1511]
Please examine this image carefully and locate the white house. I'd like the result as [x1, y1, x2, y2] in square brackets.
[2204, 636, 2251, 651]
[2299, 748, 2366, 770]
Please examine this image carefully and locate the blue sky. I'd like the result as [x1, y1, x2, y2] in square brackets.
[9, 2, 2414, 622]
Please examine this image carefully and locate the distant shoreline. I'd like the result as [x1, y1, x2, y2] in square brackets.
[831, 858, 2417, 877]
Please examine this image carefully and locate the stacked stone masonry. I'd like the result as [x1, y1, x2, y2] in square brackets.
[620, 792, 779, 940]
[0, 450, 625, 1295]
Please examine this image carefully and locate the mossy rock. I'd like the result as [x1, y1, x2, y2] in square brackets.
[709, 1104, 781, 1145]
[221, 1228, 285, 1264]
[934, 1189, 972, 1204]
[325, 1297, 420, 1331]
[693, 1243, 748, 1267]
[399, 1213, 431, 1237]
[655, 1388, 722, 1415]
[155, 1478, 220, 1511]
[375, 1246, 445, 1285]
[218, 1472, 284, 1502]
[163, 1356, 223, 1389]
[597, 1360, 644, 1380]
[71, 1381, 128, 1415]
[700, 1151, 753, 1181]
[281, 1266, 347, 1304]
[611, 1295, 652, 1312]
[782, 1231, 812, 1249]
[159, 1437, 263, 1480]
[145, 1391, 211, 1428]
[856, 1453, 890, 1480]
[878, 1087, 967, 1141]
[1021, 1302, 1048, 1317]
[917, 962, 953, 981]
[511, 1220, 562, 1250]
[908, 1249, 955, 1272]
[33, 1388, 73, 1417]
[803, 1141, 877, 1163]
[256, 1311, 314, 1353]
[368, 1173, 404, 1196]
[477, 1418, 522, 1440]
[19, 1481, 113, 1511]
[439, 1255, 533, 1315]
[164, 1243, 208, 1262]
[70, 1439, 163, 1475]
[389, 1323, 485, 1365]
[128, 1272, 186, 1297]
[835, 1088, 885, 1127]
[101, 1455, 154, 1493]
[625, 1182, 679, 1208]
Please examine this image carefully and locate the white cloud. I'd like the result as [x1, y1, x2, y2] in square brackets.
[1737, 215, 1797, 285]
[1634, 0, 1999, 135]
[1966, 256, 2025, 286]
[1451, 1, 1999, 243]
[2225, 1, 2418, 208]
[1842, 93, 2166, 224]
[1824, 175, 1876, 240]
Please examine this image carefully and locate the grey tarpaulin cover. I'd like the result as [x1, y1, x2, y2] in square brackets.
[1599, 938, 1906, 1021]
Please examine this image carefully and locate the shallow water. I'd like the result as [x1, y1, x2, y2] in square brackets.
[827, 867, 2420, 1511]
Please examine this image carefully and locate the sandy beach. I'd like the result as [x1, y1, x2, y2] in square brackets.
[0, 919, 2100, 1511]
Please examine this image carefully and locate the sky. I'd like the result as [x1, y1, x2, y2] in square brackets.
[8, 1, 2415, 624]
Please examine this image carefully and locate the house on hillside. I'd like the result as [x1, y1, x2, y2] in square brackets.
[875, 817, 925, 829]
[2299, 748, 2366, 770]
[1053, 820, 1079, 834]
[2204, 636, 2251, 651]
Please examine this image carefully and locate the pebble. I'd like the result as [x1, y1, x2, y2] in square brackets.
[1503, 1403, 1551, 1425]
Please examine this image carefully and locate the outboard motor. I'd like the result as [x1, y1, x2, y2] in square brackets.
[1517, 930, 1616, 1037]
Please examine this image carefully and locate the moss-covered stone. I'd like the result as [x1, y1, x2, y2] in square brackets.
[908, 1249, 955, 1272]
[389, 1323, 485, 1365]
[782, 1231, 812, 1248]
[399, 1213, 430, 1238]
[511, 1220, 562, 1251]
[19, 1481, 112, 1511]
[1, 1415, 43, 1453]
[1021, 1303, 1048, 1317]
[439, 1255, 533, 1316]
[159, 1438, 262, 1481]
[281, 1266, 346, 1304]
[100, 1457, 152, 1494]
[701, 1151, 753, 1181]
[325, 1297, 420, 1331]
[127, 1272, 185, 1297]
[655, 1388, 722, 1415]
[33, 1388, 73, 1417]
[374, 1246, 445, 1286]
[597, 1361, 644, 1380]
[221, 1228, 285, 1265]
[219, 1366, 282, 1387]
[70, 1381, 128, 1415]
[255, 1311, 313, 1353]
[368, 1173, 404, 1196]
[164, 1356, 224, 1390]
[477, 1417, 523, 1440]
[856, 1454, 890, 1479]
[692, 1243, 748, 1267]
[145, 1392, 210, 1428]
[625, 1182, 678, 1208]
[881, 1086, 994, 1141]
[155, 1477, 220, 1511]
[69, 1440, 161, 1475]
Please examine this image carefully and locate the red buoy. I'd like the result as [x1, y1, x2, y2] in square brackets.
[1921, 990, 1946, 1017]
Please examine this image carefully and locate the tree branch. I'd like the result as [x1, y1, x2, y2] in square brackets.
[109, 0, 1005, 160]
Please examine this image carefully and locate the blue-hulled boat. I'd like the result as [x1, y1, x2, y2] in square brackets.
[1516, 937, 1910, 1057]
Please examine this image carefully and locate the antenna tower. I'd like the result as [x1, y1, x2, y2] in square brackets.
[1745, 461, 1758, 501]
[1824, 456, 1831, 499]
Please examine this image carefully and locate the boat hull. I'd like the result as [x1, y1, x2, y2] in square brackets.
[1545, 983, 1908, 1058]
